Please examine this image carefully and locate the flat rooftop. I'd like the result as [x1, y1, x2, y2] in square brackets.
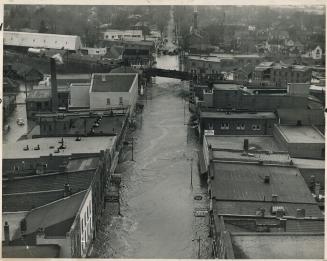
[188, 54, 260, 62]
[205, 135, 286, 152]
[213, 83, 241, 91]
[201, 111, 276, 119]
[214, 200, 323, 218]
[91, 73, 136, 92]
[231, 234, 324, 259]
[37, 113, 126, 136]
[292, 158, 325, 169]
[3, 136, 116, 159]
[211, 161, 316, 204]
[212, 150, 291, 165]
[276, 125, 325, 144]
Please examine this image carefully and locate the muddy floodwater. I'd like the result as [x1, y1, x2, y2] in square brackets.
[91, 53, 210, 258]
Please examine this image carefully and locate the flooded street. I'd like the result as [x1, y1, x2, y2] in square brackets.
[3, 85, 28, 144]
[91, 53, 210, 258]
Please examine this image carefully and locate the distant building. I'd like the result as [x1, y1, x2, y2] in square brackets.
[302, 45, 323, 60]
[4, 31, 83, 51]
[185, 54, 262, 78]
[103, 30, 143, 42]
[253, 61, 312, 88]
[198, 84, 310, 111]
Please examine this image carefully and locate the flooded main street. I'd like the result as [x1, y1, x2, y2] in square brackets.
[91, 52, 210, 258]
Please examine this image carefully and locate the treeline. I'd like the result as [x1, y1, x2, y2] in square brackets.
[4, 5, 170, 47]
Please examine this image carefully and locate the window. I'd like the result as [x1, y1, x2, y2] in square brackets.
[252, 124, 261, 130]
[106, 98, 110, 105]
[119, 97, 123, 105]
[236, 123, 245, 130]
[220, 123, 229, 130]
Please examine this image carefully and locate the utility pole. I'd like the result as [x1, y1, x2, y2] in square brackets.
[190, 158, 193, 188]
[131, 137, 134, 161]
[24, 73, 28, 99]
[192, 236, 202, 258]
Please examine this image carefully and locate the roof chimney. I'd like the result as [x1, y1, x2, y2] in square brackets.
[193, 6, 198, 30]
[279, 218, 287, 232]
[315, 182, 321, 199]
[64, 183, 71, 197]
[101, 74, 106, 82]
[310, 175, 316, 192]
[243, 139, 249, 151]
[256, 208, 265, 217]
[296, 208, 305, 218]
[276, 209, 284, 218]
[50, 58, 58, 112]
[4, 221, 10, 245]
[272, 194, 278, 203]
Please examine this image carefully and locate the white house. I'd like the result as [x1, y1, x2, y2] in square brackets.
[89, 73, 138, 115]
[103, 30, 143, 42]
[302, 46, 323, 60]
[4, 31, 83, 51]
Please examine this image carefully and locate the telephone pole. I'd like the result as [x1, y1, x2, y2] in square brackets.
[192, 236, 202, 258]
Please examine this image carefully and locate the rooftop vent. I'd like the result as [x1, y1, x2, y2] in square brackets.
[23, 145, 29, 151]
[279, 218, 287, 231]
[255, 208, 265, 217]
[271, 205, 285, 215]
[101, 74, 106, 82]
[315, 182, 321, 199]
[34, 144, 40, 151]
[272, 194, 278, 203]
[75, 137, 81, 141]
[63, 183, 72, 197]
[296, 208, 305, 218]
[296, 120, 302, 126]
[243, 139, 249, 151]
[264, 175, 270, 184]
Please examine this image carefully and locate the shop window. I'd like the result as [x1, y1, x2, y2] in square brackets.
[252, 124, 261, 130]
[221, 123, 229, 130]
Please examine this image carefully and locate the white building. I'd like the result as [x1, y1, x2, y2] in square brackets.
[69, 83, 91, 109]
[89, 73, 138, 115]
[79, 189, 93, 258]
[302, 46, 323, 60]
[103, 30, 143, 41]
[4, 31, 83, 51]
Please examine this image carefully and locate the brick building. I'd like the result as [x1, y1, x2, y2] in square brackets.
[199, 111, 276, 138]
[253, 61, 312, 88]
